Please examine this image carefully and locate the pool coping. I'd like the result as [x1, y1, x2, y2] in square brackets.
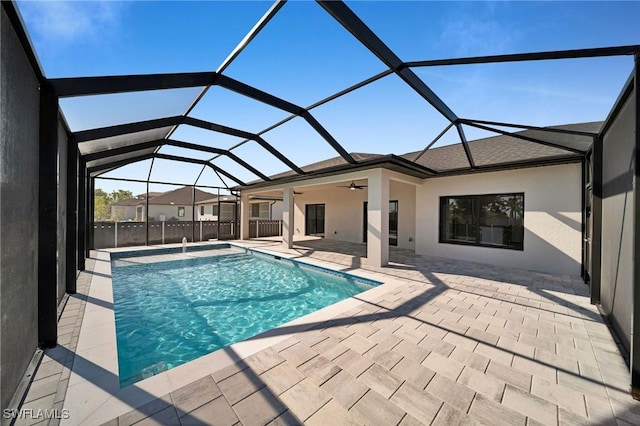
[61, 241, 410, 425]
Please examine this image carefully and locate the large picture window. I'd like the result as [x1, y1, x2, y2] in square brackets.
[440, 193, 524, 250]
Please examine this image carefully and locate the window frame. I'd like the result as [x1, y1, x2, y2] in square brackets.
[177, 206, 186, 217]
[439, 192, 524, 251]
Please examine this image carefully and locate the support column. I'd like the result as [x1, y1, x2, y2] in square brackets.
[240, 192, 250, 240]
[77, 160, 86, 270]
[366, 169, 389, 267]
[65, 138, 78, 293]
[282, 187, 294, 249]
[591, 137, 602, 305]
[38, 83, 58, 348]
[88, 177, 95, 251]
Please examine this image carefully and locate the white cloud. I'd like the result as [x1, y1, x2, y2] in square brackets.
[17, 1, 124, 43]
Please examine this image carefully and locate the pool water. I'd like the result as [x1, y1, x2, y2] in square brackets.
[111, 246, 378, 387]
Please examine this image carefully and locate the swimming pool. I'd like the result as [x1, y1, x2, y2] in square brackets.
[110, 244, 379, 387]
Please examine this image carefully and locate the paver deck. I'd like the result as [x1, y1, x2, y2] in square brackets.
[15, 237, 640, 425]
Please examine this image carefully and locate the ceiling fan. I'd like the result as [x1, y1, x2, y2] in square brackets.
[338, 181, 367, 191]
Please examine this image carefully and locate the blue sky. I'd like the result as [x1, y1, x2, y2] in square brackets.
[16, 0, 640, 194]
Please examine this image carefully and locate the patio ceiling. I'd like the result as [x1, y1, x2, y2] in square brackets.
[19, 0, 639, 189]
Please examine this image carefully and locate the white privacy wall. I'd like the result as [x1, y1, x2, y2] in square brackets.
[415, 163, 583, 275]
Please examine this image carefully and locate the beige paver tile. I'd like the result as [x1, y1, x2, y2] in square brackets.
[280, 379, 331, 422]
[271, 337, 299, 353]
[265, 410, 302, 426]
[465, 327, 500, 346]
[311, 336, 348, 361]
[295, 329, 329, 347]
[512, 354, 557, 383]
[134, 406, 181, 426]
[348, 322, 379, 338]
[487, 324, 520, 341]
[368, 329, 403, 348]
[535, 348, 580, 374]
[457, 367, 506, 402]
[321, 370, 369, 410]
[279, 342, 318, 367]
[416, 321, 448, 340]
[212, 361, 249, 382]
[350, 390, 405, 426]
[531, 376, 587, 417]
[389, 381, 442, 425]
[218, 369, 265, 405]
[393, 324, 427, 344]
[468, 393, 527, 426]
[364, 343, 403, 370]
[244, 347, 286, 375]
[333, 349, 373, 378]
[305, 400, 362, 426]
[170, 375, 222, 414]
[443, 332, 478, 352]
[232, 388, 286, 426]
[422, 351, 464, 380]
[22, 374, 61, 403]
[425, 373, 475, 412]
[517, 335, 556, 356]
[297, 355, 340, 386]
[502, 384, 558, 425]
[325, 326, 356, 342]
[558, 407, 604, 426]
[557, 370, 608, 400]
[357, 364, 404, 399]
[259, 361, 305, 396]
[486, 361, 532, 391]
[180, 396, 239, 425]
[391, 357, 436, 390]
[449, 346, 490, 372]
[584, 393, 617, 424]
[341, 333, 376, 355]
[418, 334, 455, 357]
[431, 403, 477, 426]
[496, 336, 536, 358]
[392, 339, 429, 363]
[118, 395, 173, 425]
[438, 319, 470, 336]
[474, 342, 513, 366]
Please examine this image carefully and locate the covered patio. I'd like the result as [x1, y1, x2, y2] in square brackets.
[19, 237, 637, 425]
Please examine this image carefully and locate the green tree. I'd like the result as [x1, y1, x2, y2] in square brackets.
[94, 188, 134, 221]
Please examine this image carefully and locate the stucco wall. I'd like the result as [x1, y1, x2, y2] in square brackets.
[416, 163, 583, 275]
[291, 179, 417, 250]
[0, 6, 41, 410]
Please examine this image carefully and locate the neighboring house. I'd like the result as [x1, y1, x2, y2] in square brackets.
[110, 192, 161, 221]
[145, 187, 217, 221]
[238, 122, 600, 276]
[109, 187, 217, 222]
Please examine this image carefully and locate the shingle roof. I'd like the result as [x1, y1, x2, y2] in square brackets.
[110, 192, 163, 206]
[404, 122, 600, 172]
[146, 187, 217, 205]
[268, 152, 384, 180]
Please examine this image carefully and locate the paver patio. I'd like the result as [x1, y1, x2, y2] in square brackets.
[17, 237, 640, 425]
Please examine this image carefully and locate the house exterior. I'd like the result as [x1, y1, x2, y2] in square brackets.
[110, 192, 161, 221]
[109, 187, 218, 222]
[238, 124, 595, 276]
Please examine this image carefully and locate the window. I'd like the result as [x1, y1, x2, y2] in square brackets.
[440, 193, 524, 250]
[250, 202, 270, 219]
[200, 205, 205, 215]
[177, 206, 185, 217]
[212, 205, 219, 216]
[251, 203, 260, 218]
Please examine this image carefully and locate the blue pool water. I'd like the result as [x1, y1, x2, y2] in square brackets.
[111, 246, 379, 387]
